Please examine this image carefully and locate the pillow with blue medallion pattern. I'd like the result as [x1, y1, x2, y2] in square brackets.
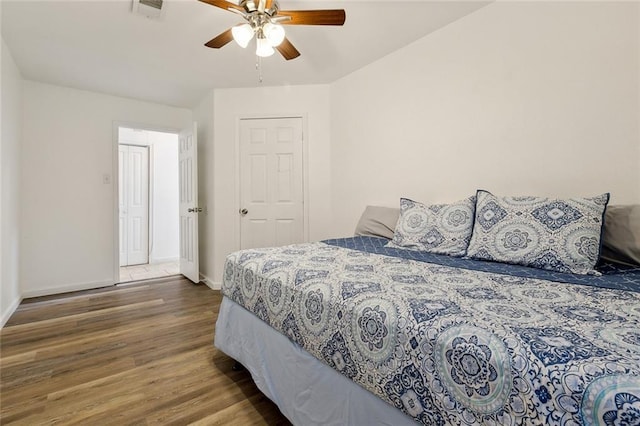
[386, 197, 476, 256]
[466, 190, 610, 275]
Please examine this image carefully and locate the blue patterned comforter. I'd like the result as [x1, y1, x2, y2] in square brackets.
[221, 240, 640, 425]
[325, 236, 640, 292]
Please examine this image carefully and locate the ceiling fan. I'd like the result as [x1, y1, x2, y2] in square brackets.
[198, 0, 346, 60]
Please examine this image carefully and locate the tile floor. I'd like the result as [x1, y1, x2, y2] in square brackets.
[119, 260, 180, 283]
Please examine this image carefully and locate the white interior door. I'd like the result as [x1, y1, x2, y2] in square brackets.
[179, 123, 199, 283]
[239, 117, 304, 249]
[118, 146, 128, 266]
[119, 144, 150, 266]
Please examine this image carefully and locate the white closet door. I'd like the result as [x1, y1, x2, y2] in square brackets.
[239, 117, 304, 249]
[119, 145, 149, 266]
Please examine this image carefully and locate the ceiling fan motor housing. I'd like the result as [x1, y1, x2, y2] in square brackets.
[241, 0, 278, 17]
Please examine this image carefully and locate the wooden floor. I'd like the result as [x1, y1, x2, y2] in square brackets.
[0, 277, 292, 425]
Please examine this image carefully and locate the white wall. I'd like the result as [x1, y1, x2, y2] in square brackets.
[1, 37, 23, 325]
[119, 127, 179, 264]
[21, 81, 191, 297]
[209, 85, 331, 283]
[330, 1, 640, 236]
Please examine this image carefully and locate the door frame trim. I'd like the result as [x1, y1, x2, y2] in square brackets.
[234, 114, 310, 250]
[111, 121, 181, 284]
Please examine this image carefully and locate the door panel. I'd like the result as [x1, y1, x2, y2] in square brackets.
[275, 219, 294, 247]
[240, 117, 304, 250]
[179, 123, 199, 283]
[247, 219, 270, 249]
[276, 154, 294, 202]
[250, 155, 268, 202]
[126, 146, 149, 265]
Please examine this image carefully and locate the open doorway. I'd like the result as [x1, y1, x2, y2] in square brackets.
[118, 126, 179, 283]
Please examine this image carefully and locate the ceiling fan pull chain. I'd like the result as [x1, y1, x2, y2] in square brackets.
[256, 55, 263, 83]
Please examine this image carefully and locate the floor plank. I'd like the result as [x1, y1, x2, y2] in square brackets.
[0, 278, 291, 425]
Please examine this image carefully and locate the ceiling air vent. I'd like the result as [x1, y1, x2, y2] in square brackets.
[132, 0, 164, 19]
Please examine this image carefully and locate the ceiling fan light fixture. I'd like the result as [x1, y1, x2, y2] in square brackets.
[256, 37, 275, 57]
[231, 23, 254, 48]
[263, 22, 285, 47]
[200, 0, 346, 61]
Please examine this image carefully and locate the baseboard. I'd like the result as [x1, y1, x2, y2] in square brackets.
[1, 295, 23, 328]
[200, 274, 221, 291]
[149, 256, 179, 264]
[21, 279, 114, 299]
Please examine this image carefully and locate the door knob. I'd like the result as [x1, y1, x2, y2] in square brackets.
[239, 208, 248, 216]
[188, 207, 203, 213]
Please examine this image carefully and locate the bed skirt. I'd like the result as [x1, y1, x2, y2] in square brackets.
[214, 296, 415, 426]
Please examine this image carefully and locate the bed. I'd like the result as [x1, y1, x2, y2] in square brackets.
[214, 199, 640, 425]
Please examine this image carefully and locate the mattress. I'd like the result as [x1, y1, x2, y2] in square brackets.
[216, 236, 640, 425]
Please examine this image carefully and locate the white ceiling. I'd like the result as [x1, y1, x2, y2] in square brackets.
[1, 0, 489, 108]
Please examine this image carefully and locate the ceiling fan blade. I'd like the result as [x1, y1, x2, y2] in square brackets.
[205, 29, 235, 48]
[198, 0, 245, 12]
[277, 9, 346, 26]
[276, 37, 301, 60]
